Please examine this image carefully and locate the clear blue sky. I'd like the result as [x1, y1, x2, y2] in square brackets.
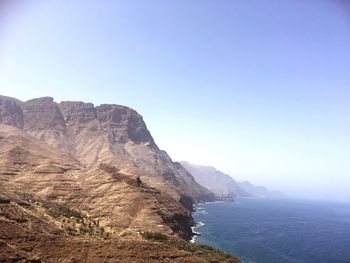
[0, 0, 349, 201]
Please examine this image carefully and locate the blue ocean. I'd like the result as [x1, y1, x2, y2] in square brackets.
[192, 199, 350, 263]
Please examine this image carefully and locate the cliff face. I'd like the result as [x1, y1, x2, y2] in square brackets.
[0, 95, 23, 128]
[0, 95, 218, 242]
[180, 161, 250, 199]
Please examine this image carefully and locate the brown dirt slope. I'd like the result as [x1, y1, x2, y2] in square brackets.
[0, 189, 241, 263]
[0, 125, 194, 239]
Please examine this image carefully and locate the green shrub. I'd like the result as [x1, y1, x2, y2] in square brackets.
[142, 231, 168, 241]
[47, 204, 83, 219]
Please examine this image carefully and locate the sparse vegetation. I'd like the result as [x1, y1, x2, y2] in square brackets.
[7, 190, 240, 262]
[142, 231, 168, 241]
[13, 191, 112, 239]
[140, 232, 239, 262]
[175, 240, 235, 262]
[46, 203, 83, 219]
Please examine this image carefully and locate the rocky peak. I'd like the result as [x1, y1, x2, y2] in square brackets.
[22, 97, 66, 132]
[0, 95, 23, 129]
[58, 101, 96, 125]
[96, 104, 155, 146]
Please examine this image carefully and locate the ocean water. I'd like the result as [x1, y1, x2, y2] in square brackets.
[192, 199, 350, 263]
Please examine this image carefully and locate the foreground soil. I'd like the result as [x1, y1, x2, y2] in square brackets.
[1, 235, 241, 263]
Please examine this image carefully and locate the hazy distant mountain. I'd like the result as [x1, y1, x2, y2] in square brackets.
[180, 161, 285, 200]
[180, 161, 250, 199]
[237, 181, 285, 199]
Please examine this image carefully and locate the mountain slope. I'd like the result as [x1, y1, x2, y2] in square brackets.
[0, 189, 241, 263]
[0, 123, 195, 239]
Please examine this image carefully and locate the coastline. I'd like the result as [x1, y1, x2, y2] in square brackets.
[190, 201, 226, 243]
[190, 221, 204, 243]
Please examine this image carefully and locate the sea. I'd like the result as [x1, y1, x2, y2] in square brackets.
[192, 198, 350, 263]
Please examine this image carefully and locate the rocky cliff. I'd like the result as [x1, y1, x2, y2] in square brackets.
[0, 123, 195, 239]
[0, 95, 219, 241]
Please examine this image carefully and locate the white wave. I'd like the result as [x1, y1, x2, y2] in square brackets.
[196, 221, 205, 227]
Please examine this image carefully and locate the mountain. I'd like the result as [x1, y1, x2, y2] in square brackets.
[0, 122, 194, 240]
[0, 95, 220, 241]
[0, 95, 215, 203]
[237, 181, 285, 199]
[180, 161, 285, 200]
[180, 161, 250, 199]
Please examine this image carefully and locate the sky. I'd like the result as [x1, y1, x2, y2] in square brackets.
[0, 0, 349, 201]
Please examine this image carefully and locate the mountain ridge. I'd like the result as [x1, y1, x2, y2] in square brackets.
[180, 161, 285, 200]
[180, 161, 250, 199]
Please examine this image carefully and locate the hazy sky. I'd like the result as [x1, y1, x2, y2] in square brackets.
[0, 0, 349, 201]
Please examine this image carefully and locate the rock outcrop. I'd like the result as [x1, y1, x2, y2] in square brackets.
[0, 95, 24, 128]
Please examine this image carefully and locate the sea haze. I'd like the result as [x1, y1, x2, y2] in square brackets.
[193, 199, 350, 263]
